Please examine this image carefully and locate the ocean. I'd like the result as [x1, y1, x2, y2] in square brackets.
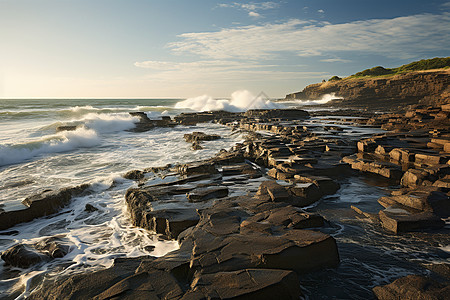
[0, 97, 448, 299]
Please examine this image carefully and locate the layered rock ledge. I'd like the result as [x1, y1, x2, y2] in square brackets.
[2, 105, 448, 299]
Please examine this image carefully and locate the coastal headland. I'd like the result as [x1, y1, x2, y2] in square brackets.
[1, 61, 449, 299]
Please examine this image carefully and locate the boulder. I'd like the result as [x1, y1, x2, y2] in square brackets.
[1, 244, 48, 268]
[123, 169, 145, 180]
[184, 132, 221, 143]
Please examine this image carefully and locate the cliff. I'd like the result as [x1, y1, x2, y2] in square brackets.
[285, 69, 450, 110]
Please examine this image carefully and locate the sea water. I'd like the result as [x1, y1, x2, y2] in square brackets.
[0, 95, 448, 299]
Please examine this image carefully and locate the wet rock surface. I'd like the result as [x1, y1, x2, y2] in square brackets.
[0, 184, 90, 230]
[22, 105, 450, 299]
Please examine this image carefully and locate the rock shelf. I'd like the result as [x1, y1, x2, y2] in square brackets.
[3, 106, 449, 299]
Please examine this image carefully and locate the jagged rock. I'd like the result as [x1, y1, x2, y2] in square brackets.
[0, 184, 90, 231]
[256, 181, 290, 203]
[182, 269, 302, 300]
[373, 275, 450, 300]
[56, 125, 78, 132]
[85, 203, 98, 212]
[191, 141, 203, 150]
[1, 244, 48, 268]
[401, 169, 429, 187]
[123, 169, 145, 180]
[184, 132, 221, 143]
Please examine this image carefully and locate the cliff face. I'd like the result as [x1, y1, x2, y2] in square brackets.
[285, 70, 450, 110]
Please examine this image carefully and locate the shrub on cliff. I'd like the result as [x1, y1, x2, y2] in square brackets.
[351, 57, 450, 78]
[328, 76, 342, 81]
[353, 66, 393, 77]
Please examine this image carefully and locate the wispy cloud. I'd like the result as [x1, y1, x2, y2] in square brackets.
[218, 1, 279, 18]
[320, 58, 351, 63]
[168, 13, 450, 60]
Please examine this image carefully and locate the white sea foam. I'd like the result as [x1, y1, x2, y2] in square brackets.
[0, 127, 100, 167]
[76, 113, 138, 133]
[175, 90, 282, 112]
[281, 93, 343, 106]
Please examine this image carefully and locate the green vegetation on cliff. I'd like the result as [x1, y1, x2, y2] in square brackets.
[350, 57, 450, 78]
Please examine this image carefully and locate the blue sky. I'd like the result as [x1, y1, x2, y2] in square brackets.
[0, 0, 449, 98]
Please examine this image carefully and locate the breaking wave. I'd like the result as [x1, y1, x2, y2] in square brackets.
[175, 90, 283, 112]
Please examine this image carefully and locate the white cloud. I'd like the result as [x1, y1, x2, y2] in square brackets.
[168, 13, 450, 60]
[218, 2, 279, 17]
[320, 58, 351, 63]
[442, 2, 450, 8]
[318, 9, 324, 13]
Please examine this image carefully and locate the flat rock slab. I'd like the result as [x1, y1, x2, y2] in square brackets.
[379, 210, 445, 234]
[187, 186, 229, 202]
[182, 269, 302, 300]
[0, 184, 90, 231]
[373, 275, 450, 300]
[95, 270, 184, 300]
[190, 229, 339, 275]
[28, 257, 146, 300]
[242, 205, 324, 231]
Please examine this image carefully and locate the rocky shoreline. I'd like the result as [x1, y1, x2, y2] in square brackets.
[285, 69, 450, 111]
[1, 105, 449, 299]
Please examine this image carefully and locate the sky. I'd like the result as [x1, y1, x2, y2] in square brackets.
[0, 0, 449, 99]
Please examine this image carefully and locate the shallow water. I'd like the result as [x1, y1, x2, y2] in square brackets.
[301, 176, 450, 299]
